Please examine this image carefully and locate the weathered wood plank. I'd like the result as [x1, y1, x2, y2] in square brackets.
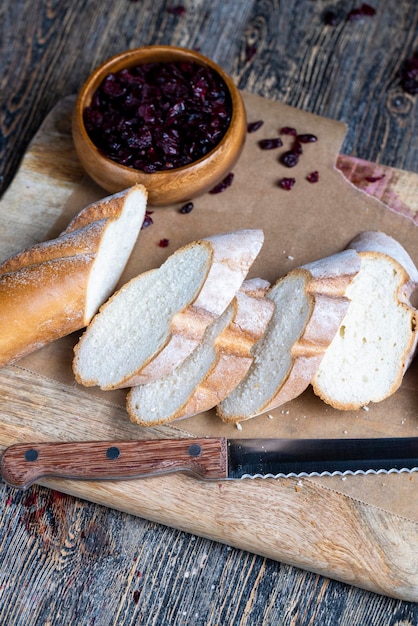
[1, 0, 417, 197]
[0, 480, 417, 625]
[1, 0, 418, 624]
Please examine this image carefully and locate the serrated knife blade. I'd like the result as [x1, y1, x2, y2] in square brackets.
[1, 437, 417, 490]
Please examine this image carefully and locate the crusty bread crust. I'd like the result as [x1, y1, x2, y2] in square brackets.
[126, 278, 274, 425]
[347, 230, 418, 286]
[129, 229, 265, 386]
[347, 230, 418, 372]
[312, 249, 418, 410]
[0, 184, 147, 368]
[0, 221, 106, 274]
[180, 281, 274, 414]
[75, 229, 264, 390]
[62, 187, 143, 234]
[0, 254, 92, 366]
[255, 289, 352, 415]
[217, 249, 361, 423]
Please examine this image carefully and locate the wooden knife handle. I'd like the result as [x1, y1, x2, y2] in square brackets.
[0, 438, 229, 490]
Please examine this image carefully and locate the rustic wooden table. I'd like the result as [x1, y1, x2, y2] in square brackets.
[1, 1, 417, 624]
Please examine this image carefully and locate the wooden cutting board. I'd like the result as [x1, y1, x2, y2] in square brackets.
[1, 93, 418, 601]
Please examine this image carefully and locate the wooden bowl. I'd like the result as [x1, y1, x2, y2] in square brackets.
[72, 46, 247, 206]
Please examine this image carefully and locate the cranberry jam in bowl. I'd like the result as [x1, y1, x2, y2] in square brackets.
[72, 45, 247, 205]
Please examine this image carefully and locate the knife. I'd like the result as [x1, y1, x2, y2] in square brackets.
[1, 437, 417, 490]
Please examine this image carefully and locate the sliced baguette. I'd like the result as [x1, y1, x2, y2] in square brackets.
[0, 184, 147, 368]
[73, 229, 264, 390]
[126, 278, 274, 426]
[347, 230, 418, 285]
[312, 232, 418, 410]
[217, 249, 361, 423]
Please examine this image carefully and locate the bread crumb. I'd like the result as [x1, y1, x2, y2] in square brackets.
[343, 430, 348, 434]
[283, 250, 294, 260]
[341, 476, 347, 481]
[236, 422, 243, 430]
[362, 405, 369, 411]
[267, 414, 274, 419]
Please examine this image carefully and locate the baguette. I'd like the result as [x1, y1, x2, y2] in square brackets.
[217, 249, 361, 423]
[312, 232, 418, 410]
[126, 278, 274, 426]
[73, 229, 264, 390]
[0, 184, 147, 368]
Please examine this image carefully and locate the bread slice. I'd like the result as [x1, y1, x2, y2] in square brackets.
[217, 249, 361, 423]
[73, 229, 264, 390]
[312, 232, 418, 410]
[126, 278, 274, 426]
[0, 184, 147, 367]
[347, 230, 418, 285]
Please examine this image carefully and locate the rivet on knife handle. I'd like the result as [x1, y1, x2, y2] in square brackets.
[0, 438, 229, 490]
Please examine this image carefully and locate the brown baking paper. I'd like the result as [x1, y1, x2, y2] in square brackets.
[1, 92, 418, 521]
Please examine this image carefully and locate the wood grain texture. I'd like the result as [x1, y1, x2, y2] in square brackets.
[1, 0, 418, 197]
[1, 0, 418, 624]
[0, 481, 416, 626]
[2, 352, 417, 603]
[1, 438, 228, 488]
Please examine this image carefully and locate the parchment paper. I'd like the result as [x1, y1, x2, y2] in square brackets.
[5, 91, 418, 521]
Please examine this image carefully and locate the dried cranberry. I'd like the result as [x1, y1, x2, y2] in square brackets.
[83, 108, 103, 131]
[347, 3, 376, 20]
[258, 137, 283, 150]
[209, 172, 234, 194]
[306, 171, 319, 183]
[159, 238, 170, 247]
[281, 151, 299, 167]
[166, 5, 186, 16]
[141, 211, 154, 228]
[359, 3, 376, 14]
[101, 74, 127, 98]
[292, 140, 303, 155]
[296, 133, 318, 143]
[83, 61, 232, 172]
[179, 201, 194, 213]
[245, 45, 258, 62]
[280, 127, 297, 136]
[247, 120, 264, 133]
[278, 177, 296, 190]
